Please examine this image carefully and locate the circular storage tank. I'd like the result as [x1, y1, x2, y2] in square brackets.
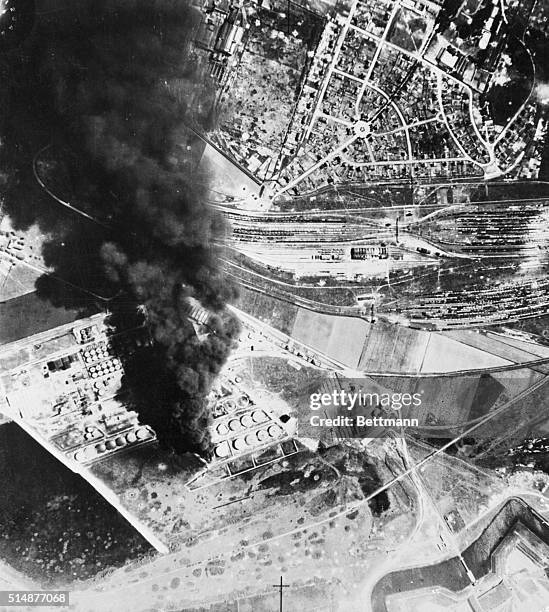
[252, 410, 266, 423]
[245, 433, 257, 447]
[224, 399, 236, 412]
[76, 446, 96, 462]
[105, 440, 116, 450]
[256, 429, 268, 442]
[215, 444, 230, 458]
[232, 438, 246, 451]
[85, 445, 97, 459]
[240, 414, 253, 428]
[228, 419, 241, 432]
[216, 423, 229, 436]
[136, 427, 152, 440]
[268, 425, 282, 438]
[237, 395, 250, 407]
[126, 431, 137, 444]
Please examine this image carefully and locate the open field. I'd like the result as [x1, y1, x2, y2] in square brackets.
[0, 292, 93, 345]
[291, 310, 369, 368]
[235, 286, 298, 336]
[235, 290, 539, 374]
[359, 322, 513, 374]
[419, 333, 512, 373]
[358, 324, 430, 373]
[0, 260, 41, 302]
[444, 330, 549, 364]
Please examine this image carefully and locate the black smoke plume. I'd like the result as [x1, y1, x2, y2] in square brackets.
[0, 0, 239, 455]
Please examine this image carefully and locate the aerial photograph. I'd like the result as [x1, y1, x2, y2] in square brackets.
[1, 0, 549, 610]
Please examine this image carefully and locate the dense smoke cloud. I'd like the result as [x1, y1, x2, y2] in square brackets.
[0, 0, 239, 454]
